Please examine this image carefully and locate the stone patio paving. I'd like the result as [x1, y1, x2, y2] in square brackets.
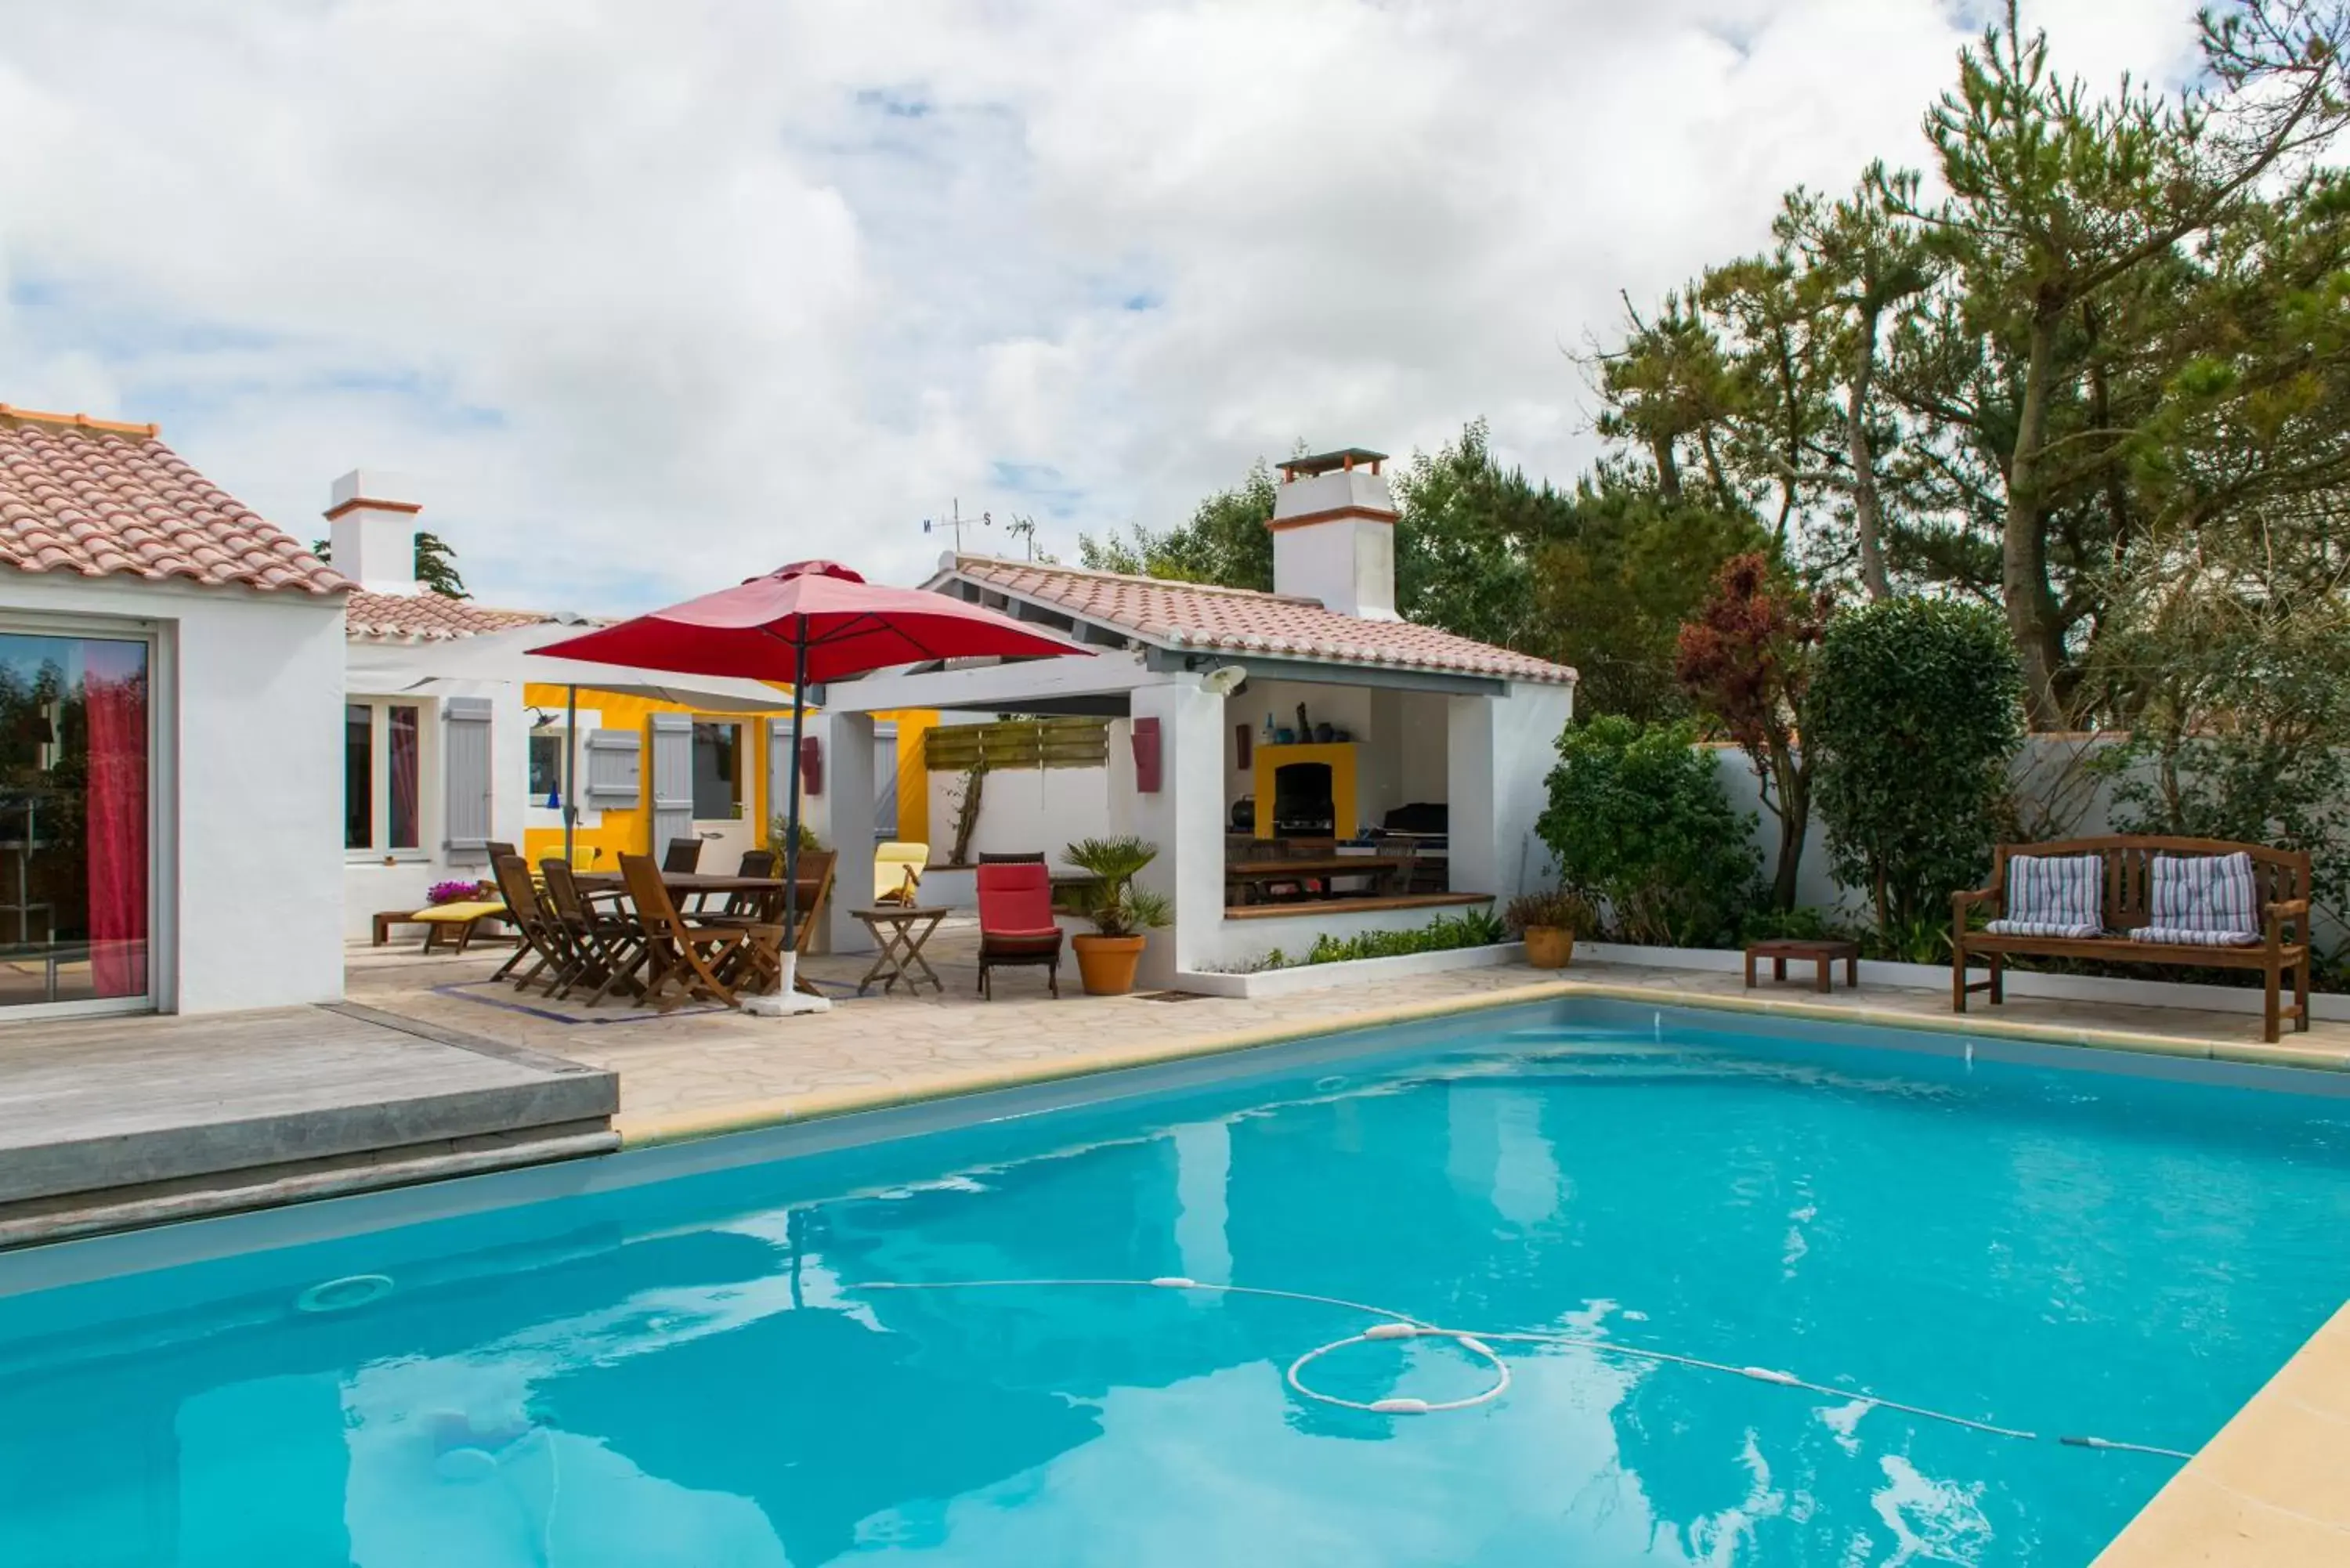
[345, 922, 2350, 1140]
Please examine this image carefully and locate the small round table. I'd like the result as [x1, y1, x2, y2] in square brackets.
[852, 906, 950, 995]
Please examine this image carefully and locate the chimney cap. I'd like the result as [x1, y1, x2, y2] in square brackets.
[1277, 448, 1388, 481]
[326, 468, 421, 518]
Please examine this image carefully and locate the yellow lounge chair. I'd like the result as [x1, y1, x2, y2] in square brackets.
[873, 841, 928, 905]
[409, 899, 510, 955]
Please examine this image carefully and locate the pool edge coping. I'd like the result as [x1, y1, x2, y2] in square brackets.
[616, 976, 2348, 1147]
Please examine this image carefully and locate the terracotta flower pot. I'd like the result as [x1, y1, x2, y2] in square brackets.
[1072, 934, 1148, 995]
[1523, 926, 1576, 969]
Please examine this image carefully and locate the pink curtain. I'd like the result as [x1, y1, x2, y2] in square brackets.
[387, 706, 421, 850]
[83, 641, 148, 999]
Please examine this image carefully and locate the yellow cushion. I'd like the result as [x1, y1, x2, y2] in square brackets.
[873, 841, 928, 901]
[412, 901, 505, 923]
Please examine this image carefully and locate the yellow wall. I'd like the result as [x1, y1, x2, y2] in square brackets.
[518, 685, 933, 868]
[891, 709, 937, 851]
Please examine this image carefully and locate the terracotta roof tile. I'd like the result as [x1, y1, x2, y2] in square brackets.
[952, 555, 1576, 685]
[0, 407, 347, 595]
[345, 591, 550, 641]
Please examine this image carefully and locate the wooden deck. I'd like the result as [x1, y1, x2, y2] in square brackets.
[0, 1003, 616, 1246]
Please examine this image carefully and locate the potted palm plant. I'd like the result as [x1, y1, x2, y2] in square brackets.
[1505, 888, 1596, 970]
[1063, 836, 1173, 995]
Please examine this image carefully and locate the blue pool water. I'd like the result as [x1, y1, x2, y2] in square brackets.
[5, 999, 2350, 1566]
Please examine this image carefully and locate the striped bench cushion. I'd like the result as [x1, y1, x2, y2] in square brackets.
[1985, 918, 2106, 939]
[2131, 852, 2258, 939]
[2131, 925, 2261, 948]
[1992, 853, 2103, 938]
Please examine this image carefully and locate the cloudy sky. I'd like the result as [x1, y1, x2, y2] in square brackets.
[0, 0, 2197, 612]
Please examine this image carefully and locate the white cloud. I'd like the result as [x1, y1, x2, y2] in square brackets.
[0, 0, 2199, 609]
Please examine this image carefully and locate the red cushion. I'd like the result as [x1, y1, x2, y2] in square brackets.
[977, 862, 1054, 934]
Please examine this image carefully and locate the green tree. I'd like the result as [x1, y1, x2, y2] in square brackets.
[1078, 461, 1277, 589]
[1534, 474, 1768, 722]
[1808, 598, 2025, 951]
[1389, 419, 1550, 650]
[1592, 1, 2350, 728]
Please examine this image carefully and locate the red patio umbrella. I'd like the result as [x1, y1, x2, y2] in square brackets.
[529, 561, 1090, 974]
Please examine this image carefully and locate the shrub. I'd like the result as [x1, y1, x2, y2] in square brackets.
[1296, 906, 1508, 965]
[426, 880, 484, 906]
[1807, 598, 2023, 945]
[1537, 714, 1758, 946]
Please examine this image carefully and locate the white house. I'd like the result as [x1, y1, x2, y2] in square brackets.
[809, 447, 1577, 988]
[332, 471, 825, 941]
[0, 406, 347, 1017]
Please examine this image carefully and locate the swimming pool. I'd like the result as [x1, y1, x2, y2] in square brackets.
[4, 997, 2348, 1566]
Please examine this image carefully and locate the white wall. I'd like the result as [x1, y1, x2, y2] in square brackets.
[1449, 682, 1572, 904]
[338, 679, 528, 940]
[1133, 679, 1227, 990]
[0, 574, 346, 1013]
[924, 761, 1114, 869]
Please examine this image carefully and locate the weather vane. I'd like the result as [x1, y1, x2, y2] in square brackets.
[920, 498, 992, 551]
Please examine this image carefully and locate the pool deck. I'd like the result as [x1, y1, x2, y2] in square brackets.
[342, 922, 2350, 1143]
[0, 1001, 617, 1246]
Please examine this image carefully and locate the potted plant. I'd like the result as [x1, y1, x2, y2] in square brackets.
[1063, 836, 1173, 995]
[1505, 888, 1595, 970]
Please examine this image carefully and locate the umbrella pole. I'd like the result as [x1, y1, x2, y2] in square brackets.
[782, 620, 808, 990]
[562, 683, 579, 866]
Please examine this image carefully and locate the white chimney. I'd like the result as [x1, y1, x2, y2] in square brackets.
[1269, 447, 1398, 620]
[325, 470, 425, 595]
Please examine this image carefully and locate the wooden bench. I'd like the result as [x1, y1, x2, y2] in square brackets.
[1952, 836, 2312, 1042]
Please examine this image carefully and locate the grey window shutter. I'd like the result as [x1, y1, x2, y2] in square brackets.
[649, 712, 694, 855]
[873, 732, 899, 839]
[442, 697, 494, 865]
[582, 728, 642, 807]
[768, 719, 795, 836]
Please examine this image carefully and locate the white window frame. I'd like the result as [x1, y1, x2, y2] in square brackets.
[526, 706, 602, 834]
[344, 696, 436, 862]
[0, 609, 164, 1020]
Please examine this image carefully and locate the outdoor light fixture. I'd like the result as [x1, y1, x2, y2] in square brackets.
[1202, 663, 1248, 697]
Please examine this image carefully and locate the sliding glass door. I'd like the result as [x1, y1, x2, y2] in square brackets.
[0, 628, 152, 1010]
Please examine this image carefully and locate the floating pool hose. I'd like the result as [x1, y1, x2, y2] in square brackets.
[852, 1277, 2191, 1461]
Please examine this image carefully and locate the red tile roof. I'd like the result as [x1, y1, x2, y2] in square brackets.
[0, 406, 347, 594]
[949, 555, 1576, 685]
[344, 591, 550, 641]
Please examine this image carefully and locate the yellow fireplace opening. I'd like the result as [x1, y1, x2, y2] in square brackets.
[1253, 742, 1358, 840]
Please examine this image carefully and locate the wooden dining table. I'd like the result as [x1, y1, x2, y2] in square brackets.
[1224, 854, 1416, 905]
[574, 869, 794, 912]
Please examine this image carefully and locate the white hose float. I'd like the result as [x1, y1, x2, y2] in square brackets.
[1286, 1324, 1511, 1414]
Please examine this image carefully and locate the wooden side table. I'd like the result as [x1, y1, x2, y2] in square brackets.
[1744, 938, 1860, 993]
[852, 906, 949, 995]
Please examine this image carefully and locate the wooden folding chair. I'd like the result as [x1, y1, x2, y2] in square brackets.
[663, 838, 705, 873]
[620, 852, 752, 1011]
[540, 858, 649, 1006]
[786, 850, 836, 995]
[489, 854, 573, 989]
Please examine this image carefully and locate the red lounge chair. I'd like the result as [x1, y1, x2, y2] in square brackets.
[977, 860, 1062, 999]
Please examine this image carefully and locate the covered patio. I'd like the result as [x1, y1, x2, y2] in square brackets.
[801, 449, 1574, 988]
